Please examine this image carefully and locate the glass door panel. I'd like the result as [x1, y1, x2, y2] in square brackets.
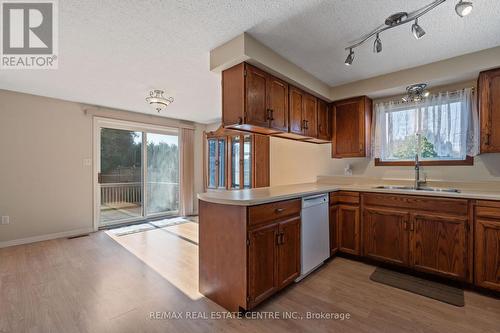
[218, 139, 226, 188]
[207, 139, 217, 188]
[231, 136, 240, 189]
[99, 128, 143, 225]
[146, 133, 179, 216]
[243, 135, 252, 189]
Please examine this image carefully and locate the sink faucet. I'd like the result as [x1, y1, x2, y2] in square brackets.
[414, 154, 426, 189]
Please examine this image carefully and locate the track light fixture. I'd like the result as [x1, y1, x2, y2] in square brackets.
[344, 48, 354, 66]
[455, 0, 473, 17]
[411, 18, 426, 39]
[402, 83, 430, 102]
[343, 0, 473, 65]
[373, 34, 382, 53]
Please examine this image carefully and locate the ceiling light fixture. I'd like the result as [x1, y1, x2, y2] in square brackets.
[411, 18, 426, 39]
[145, 89, 174, 112]
[373, 34, 382, 53]
[455, 0, 473, 17]
[345, 48, 354, 66]
[402, 83, 430, 102]
[343, 0, 473, 65]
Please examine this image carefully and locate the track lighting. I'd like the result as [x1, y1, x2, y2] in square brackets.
[411, 19, 426, 39]
[455, 0, 473, 17]
[343, 0, 474, 65]
[345, 48, 354, 66]
[373, 34, 382, 53]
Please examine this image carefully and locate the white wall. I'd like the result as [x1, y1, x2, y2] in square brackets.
[270, 137, 500, 186]
[0, 90, 205, 245]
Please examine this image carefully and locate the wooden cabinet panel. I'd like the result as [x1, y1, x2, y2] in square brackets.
[330, 205, 339, 255]
[277, 217, 301, 287]
[317, 99, 330, 141]
[410, 213, 467, 280]
[248, 199, 301, 227]
[338, 205, 360, 255]
[289, 86, 304, 135]
[248, 222, 279, 306]
[363, 207, 409, 266]
[475, 218, 500, 291]
[245, 65, 268, 127]
[303, 93, 318, 138]
[222, 63, 245, 126]
[267, 76, 289, 132]
[332, 96, 371, 158]
[478, 67, 500, 153]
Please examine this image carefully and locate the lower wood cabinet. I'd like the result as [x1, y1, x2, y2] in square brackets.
[411, 213, 467, 280]
[362, 193, 470, 281]
[475, 202, 500, 291]
[329, 205, 339, 255]
[363, 207, 409, 266]
[277, 217, 301, 287]
[338, 205, 360, 255]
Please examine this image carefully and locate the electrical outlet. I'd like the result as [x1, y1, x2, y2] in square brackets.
[1, 216, 9, 225]
[83, 158, 92, 167]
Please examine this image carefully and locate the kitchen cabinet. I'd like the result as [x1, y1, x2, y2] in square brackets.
[330, 192, 360, 256]
[332, 96, 372, 158]
[410, 212, 467, 280]
[222, 63, 289, 134]
[317, 99, 331, 141]
[362, 193, 470, 281]
[475, 201, 500, 291]
[205, 127, 269, 190]
[329, 205, 339, 255]
[289, 87, 318, 137]
[363, 207, 409, 266]
[478, 67, 500, 153]
[277, 216, 301, 287]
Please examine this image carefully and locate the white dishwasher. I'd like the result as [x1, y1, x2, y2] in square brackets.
[296, 193, 330, 282]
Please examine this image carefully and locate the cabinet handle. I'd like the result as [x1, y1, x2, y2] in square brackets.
[280, 233, 285, 245]
[275, 208, 284, 213]
[276, 233, 281, 245]
[237, 117, 243, 125]
[410, 221, 415, 231]
[485, 133, 491, 146]
[302, 120, 309, 130]
[267, 109, 274, 121]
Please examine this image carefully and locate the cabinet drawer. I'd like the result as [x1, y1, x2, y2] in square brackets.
[330, 191, 360, 205]
[362, 193, 467, 216]
[248, 199, 301, 227]
[476, 206, 500, 219]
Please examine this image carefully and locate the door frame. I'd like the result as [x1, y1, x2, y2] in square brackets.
[92, 117, 179, 230]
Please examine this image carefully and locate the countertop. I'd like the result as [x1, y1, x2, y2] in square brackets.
[197, 182, 500, 206]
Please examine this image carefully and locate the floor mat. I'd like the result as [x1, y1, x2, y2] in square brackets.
[370, 267, 465, 307]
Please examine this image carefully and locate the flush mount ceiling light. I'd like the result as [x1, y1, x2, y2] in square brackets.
[145, 89, 174, 112]
[402, 83, 430, 102]
[343, 0, 473, 65]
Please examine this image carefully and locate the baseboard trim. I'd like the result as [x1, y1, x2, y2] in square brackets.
[0, 227, 95, 249]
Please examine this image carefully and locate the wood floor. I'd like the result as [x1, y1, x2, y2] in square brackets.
[1, 223, 499, 333]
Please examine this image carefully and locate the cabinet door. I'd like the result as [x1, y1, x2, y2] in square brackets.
[289, 87, 304, 135]
[363, 207, 409, 266]
[267, 76, 289, 132]
[332, 97, 370, 158]
[248, 223, 279, 306]
[338, 205, 360, 255]
[410, 213, 467, 280]
[245, 65, 269, 128]
[303, 93, 318, 138]
[475, 219, 500, 291]
[317, 100, 330, 141]
[330, 205, 339, 255]
[277, 217, 301, 288]
[479, 68, 500, 153]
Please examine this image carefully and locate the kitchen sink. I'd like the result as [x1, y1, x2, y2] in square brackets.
[373, 185, 460, 193]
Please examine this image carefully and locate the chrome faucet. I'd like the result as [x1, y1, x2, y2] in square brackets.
[414, 154, 426, 189]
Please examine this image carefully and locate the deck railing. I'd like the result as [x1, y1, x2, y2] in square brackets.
[100, 182, 179, 208]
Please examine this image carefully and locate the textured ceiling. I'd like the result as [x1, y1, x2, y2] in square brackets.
[1, 0, 499, 123]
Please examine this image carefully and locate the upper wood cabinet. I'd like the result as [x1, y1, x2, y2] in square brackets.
[222, 63, 289, 133]
[478, 67, 500, 153]
[289, 87, 319, 138]
[317, 99, 331, 141]
[332, 96, 372, 158]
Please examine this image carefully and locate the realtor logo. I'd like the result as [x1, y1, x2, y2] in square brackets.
[1, 0, 58, 69]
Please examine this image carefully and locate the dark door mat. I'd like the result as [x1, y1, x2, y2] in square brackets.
[370, 267, 464, 307]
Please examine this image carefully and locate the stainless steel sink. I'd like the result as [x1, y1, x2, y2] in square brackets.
[373, 185, 460, 193]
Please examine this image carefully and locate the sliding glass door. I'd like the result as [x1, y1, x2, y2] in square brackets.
[96, 119, 179, 227]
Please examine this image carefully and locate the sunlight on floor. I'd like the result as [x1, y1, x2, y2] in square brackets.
[105, 218, 203, 301]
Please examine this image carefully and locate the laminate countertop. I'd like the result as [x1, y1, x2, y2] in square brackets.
[197, 182, 500, 206]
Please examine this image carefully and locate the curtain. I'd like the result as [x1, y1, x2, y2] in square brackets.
[179, 128, 195, 216]
[372, 88, 479, 160]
